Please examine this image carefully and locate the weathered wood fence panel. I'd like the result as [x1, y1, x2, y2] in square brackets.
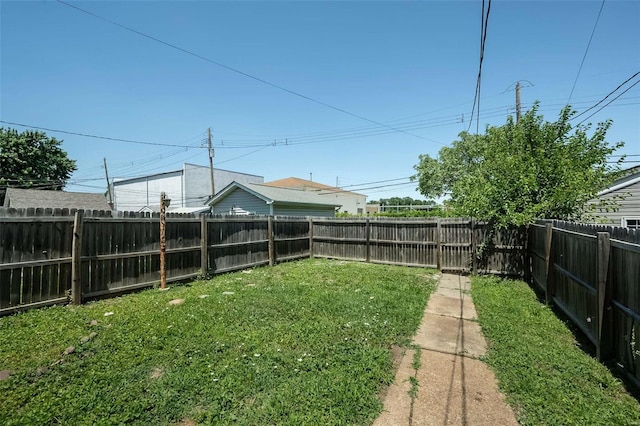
[529, 219, 640, 388]
[311, 218, 525, 273]
[0, 216, 74, 314]
[475, 223, 527, 276]
[440, 219, 473, 272]
[312, 220, 368, 261]
[529, 224, 550, 293]
[610, 239, 640, 386]
[369, 220, 438, 268]
[207, 218, 269, 274]
[273, 217, 310, 263]
[552, 227, 599, 343]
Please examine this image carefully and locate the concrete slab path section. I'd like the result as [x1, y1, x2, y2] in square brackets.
[375, 273, 518, 426]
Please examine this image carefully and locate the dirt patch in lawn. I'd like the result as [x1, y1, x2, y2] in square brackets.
[150, 367, 164, 380]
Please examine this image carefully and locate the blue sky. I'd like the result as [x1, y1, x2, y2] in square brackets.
[1, 0, 639, 201]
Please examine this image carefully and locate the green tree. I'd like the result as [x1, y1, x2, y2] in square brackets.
[412, 105, 623, 227]
[0, 127, 77, 192]
[368, 197, 435, 206]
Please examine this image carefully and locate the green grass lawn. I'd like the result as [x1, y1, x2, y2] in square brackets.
[471, 275, 640, 426]
[0, 259, 435, 425]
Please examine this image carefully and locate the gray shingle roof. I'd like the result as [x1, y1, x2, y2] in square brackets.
[210, 182, 341, 207]
[3, 188, 111, 210]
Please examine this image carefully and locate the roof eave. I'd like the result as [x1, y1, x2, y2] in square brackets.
[597, 175, 640, 197]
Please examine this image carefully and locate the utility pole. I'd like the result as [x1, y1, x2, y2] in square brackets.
[336, 177, 339, 188]
[208, 128, 215, 198]
[515, 81, 522, 123]
[103, 157, 113, 209]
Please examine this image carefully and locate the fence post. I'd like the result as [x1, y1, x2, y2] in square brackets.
[365, 218, 371, 263]
[268, 216, 275, 266]
[596, 232, 612, 361]
[71, 210, 84, 305]
[309, 217, 314, 258]
[471, 218, 477, 274]
[200, 215, 208, 276]
[544, 223, 554, 303]
[436, 218, 442, 271]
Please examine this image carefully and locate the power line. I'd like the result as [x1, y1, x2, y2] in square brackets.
[262, 88, 638, 143]
[567, 0, 606, 105]
[571, 71, 640, 121]
[467, 0, 492, 133]
[338, 176, 414, 189]
[212, 99, 640, 149]
[576, 78, 640, 125]
[215, 144, 272, 166]
[477, 0, 491, 135]
[55, 0, 438, 145]
[211, 95, 640, 147]
[318, 180, 415, 195]
[0, 120, 203, 148]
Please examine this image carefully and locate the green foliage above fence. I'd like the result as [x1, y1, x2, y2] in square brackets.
[413, 104, 624, 227]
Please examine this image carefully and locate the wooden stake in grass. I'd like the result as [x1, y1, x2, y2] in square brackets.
[159, 192, 171, 290]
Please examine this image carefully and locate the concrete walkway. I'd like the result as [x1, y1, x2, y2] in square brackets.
[374, 274, 518, 426]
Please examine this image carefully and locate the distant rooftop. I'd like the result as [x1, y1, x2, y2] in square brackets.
[210, 182, 342, 207]
[113, 163, 263, 184]
[263, 177, 365, 196]
[3, 188, 111, 211]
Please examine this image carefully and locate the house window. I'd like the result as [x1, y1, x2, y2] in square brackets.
[623, 218, 640, 229]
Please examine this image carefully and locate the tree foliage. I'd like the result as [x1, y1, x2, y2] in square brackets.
[412, 105, 623, 227]
[0, 127, 77, 191]
[373, 207, 454, 218]
[367, 197, 435, 206]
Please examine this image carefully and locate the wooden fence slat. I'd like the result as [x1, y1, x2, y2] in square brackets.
[268, 216, 274, 266]
[544, 223, 554, 302]
[436, 218, 441, 270]
[71, 210, 84, 305]
[597, 232, 612, 361]
[201, 215, 208, 275]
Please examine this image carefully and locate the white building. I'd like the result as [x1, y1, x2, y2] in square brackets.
[112, 163, 263, 212]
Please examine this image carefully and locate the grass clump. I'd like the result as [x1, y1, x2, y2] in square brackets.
[471, 275, 640, 425]
[0, 259, 435, 425]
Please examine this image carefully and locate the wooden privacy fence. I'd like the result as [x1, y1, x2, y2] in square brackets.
[3, 210, 639, 386]
[529, 220, 640, 388]
[0, 211, 311, 316]
[311, 217, 526, 275]
[0, 213, 526, 316]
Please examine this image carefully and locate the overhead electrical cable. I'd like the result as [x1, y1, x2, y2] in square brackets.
[576, 79, 640, 125]
[211, 95, 640, 147]
[318, 180, 415, 195]
[571, 70, 640, 121]
[337, 177, 414, 189]
[0, 120, 203, 148]
[567, 0, 606, 105]
[476, 0, 491, 135]
[55, 0, 438, 144]
[467, 0, 492, 133]
[215, 145, 272, 166]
